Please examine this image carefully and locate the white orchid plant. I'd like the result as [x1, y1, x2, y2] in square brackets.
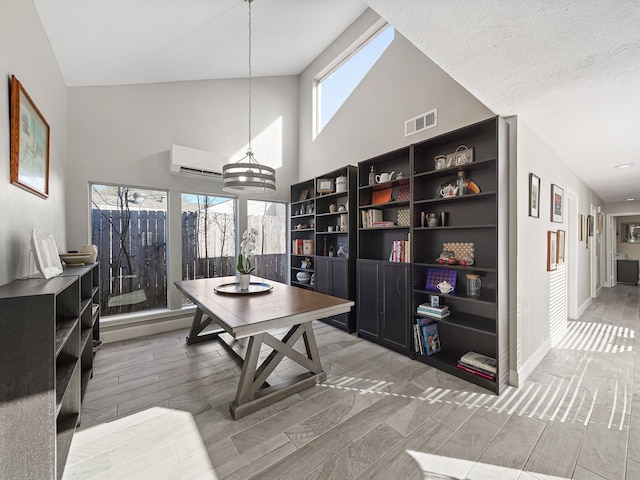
[237, 228, 258, 275]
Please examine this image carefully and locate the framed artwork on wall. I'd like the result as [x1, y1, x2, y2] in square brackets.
[10, 75, 50, 199]
[579, 214, 584, 241]
[557, 229, 566, 264]
[529, 173, 540, 218]
[551, 184, 564, 223]
[588, 214, 594, 237]
[547, 231, 558, 271]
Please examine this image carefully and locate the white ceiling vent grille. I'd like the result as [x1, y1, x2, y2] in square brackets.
[404, 108, 437, 137]
[170, 144, 227, 179]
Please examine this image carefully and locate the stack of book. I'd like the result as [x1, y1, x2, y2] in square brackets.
[457, 351, 496, 380]
[372, 221, 395, 228]
[416, 303, 449, 319]
[390, 239, 410, 262]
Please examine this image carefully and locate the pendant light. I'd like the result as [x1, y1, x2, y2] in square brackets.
[222, 0, 276, 194]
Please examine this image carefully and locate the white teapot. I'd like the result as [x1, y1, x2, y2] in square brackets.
[436, 280, 454, 294]
[439, 185, 459, 197]
[375, 171, 395, 183]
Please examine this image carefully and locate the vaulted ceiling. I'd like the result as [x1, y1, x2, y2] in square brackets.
[34, 0, 640, 203]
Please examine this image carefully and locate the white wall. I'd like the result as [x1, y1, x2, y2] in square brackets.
[66, 76, 299, 309]
[513, 118, 604, 384]
[0, 0, 68, 286]
[297, 9, 494, 180]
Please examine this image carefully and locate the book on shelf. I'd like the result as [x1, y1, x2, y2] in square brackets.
[361, 209, 383, 228]
[459, 351, 497, 374]
[417, 304, 449, 314]
[292, 239, 304, 255]
[372, 221, 395, 228]
[417, 310, 450, 320]
[413, 324, 424, 355]
[456, 363, 495, 380]
[457, 360, 496, 378]
[421, 322, 441, 356]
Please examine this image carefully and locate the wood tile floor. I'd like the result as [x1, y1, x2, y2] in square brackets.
[64, 285, 640, 480]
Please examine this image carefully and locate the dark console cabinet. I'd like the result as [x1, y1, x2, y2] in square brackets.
[617, 259, 639, 285]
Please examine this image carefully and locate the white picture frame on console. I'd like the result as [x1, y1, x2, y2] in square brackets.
[32, 229, 63, 279]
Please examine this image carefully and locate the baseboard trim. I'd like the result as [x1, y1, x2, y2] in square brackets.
[577, 297, 592, 319]
[102, 314, 194, 343]
[509, 338, 551, 387]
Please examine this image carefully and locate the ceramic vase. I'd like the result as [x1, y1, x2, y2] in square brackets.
[81, 244, 98, 263]
[238, 274, 250, 290]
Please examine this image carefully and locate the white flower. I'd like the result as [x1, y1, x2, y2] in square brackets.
[237, 228, 258, 275]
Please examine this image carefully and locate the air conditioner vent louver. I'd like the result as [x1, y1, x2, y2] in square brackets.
[404, 108, 437, 137]
[179, 166, 222, 178]
[170, 144, 227, 179]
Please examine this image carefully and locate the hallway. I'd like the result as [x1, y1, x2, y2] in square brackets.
[64, 285, 639, 480]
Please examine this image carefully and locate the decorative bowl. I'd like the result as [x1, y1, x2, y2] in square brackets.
[296, 271, 311, 284]
[59, 252, 92, 266]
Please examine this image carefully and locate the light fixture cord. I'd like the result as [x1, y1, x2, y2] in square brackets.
[247, 0, 253, 156]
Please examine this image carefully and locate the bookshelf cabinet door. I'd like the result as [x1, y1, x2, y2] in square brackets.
[380, 262, 410, 354]
[356, 259, 381, 341]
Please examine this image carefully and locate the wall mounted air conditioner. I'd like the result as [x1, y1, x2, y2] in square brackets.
[170, 144, 227, 179]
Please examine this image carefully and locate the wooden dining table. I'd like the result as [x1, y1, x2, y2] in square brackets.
[174, 276, 354, 419]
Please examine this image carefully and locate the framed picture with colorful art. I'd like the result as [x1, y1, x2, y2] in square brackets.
[551, 184, 563, 223]
[10, 75, 50, 199]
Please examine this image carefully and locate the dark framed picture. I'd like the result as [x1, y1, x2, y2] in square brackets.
[317, 178, 334, 194]
[10, 75, 50, 199]
[557, 229, 566, 264]
[588, 214, 594, 237]
[551, 184, 564, 223]
[547, 231, 557, 271]
[529, 173, 540, 218]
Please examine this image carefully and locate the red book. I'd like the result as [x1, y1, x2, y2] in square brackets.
[457, 363, 495, 380]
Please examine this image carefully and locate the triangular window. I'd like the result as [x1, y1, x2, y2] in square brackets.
[315, 24, 394, 137]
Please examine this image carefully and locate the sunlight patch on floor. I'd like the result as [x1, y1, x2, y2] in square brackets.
[64, 407, 217, 480]
[406, 450, 571, 480]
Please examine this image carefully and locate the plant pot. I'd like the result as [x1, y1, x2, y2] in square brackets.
[238, 274, 250, 290]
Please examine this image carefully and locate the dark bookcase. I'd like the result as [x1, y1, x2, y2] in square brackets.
[411, 116, 509, 393]
[290, 166, 357, 332]
[356, 147, 412, 354]
[0, 263, 101, 479]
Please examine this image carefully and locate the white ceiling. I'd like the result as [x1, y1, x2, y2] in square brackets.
[35, 0, 640, 203]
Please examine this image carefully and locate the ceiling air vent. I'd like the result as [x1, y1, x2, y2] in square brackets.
[404, 108, 437, 137]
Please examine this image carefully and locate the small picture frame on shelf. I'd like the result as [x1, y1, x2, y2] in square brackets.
[430, 295, 440, 307]
[449, 145, 474, 166]
[317, 178, 334, 194]
[434, 155, 452, 170]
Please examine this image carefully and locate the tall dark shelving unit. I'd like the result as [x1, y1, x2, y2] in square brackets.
[290, 178, 316, 291]
[411, 116, 508, 393]
[289, 166, 357, 332]
[0, 263, 101, 479]
[356, 147, 412, 355]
